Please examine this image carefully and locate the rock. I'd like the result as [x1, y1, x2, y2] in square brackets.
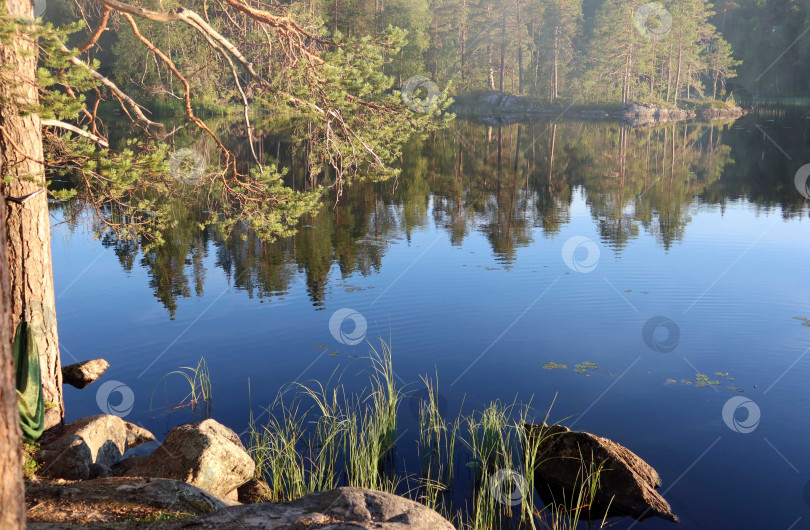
[26, 476, 237, 527]
[61, 359, 109, 389]
[619, 103, 695, 126]
[125, 422, 156, 448]
[699, 106, 746, 120]
[153, 487, 455, 529]
[38, 415, 155, 480]
[237, 479, 273, 504]
[124, 419, 255, 498]
[525, 423, 678, 523]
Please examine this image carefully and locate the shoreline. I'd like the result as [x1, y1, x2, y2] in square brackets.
[450, 92, 749, 126]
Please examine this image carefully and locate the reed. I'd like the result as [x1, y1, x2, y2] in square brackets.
[246, 340, 608, 529]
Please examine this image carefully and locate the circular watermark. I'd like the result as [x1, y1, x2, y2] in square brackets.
[25, 300, 56, 342]
[33, 0, 46, 17]
[722, 396, 760, 434]
[401, 76, 440, 114]
[407, 387, 449, 422]
[561, 236, 600, 273]
[489, 468, 529, 506]
[642, 316, 680, 353]
[329, 308, 367, 346]
[633, 2, 672, 41]
[168, 148, 206, 185]
[795, 164, 810, 199]
[96, 380, 135, 418]
[199, 466, 216, 485]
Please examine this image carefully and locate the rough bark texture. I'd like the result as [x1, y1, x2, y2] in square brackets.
[0, 0, 63, 431]
[0, 195, 26, 529]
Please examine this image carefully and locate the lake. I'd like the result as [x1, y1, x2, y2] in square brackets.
[51, 107, 810, 529]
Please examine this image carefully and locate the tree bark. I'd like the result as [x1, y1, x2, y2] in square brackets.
[0, 193, 26, 529]
[1, 0, 63, 431]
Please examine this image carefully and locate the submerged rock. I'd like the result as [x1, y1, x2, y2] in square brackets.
[38, 415, 155, 480]
[154, 487, 456, 529]
[61, 359, 109, 389]
[123, 418, 254, 499]
[525, 423, 678, 523]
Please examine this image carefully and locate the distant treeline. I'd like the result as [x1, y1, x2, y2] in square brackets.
[50, 0, 810, 107]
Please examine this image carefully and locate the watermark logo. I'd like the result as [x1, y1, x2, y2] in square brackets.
[795, 164, 810, 199]
[33, 0, 46, 17]
[96, 380, 135, 418]
[634, 2, 672, 41]
[561, 236, 600, 273]
[489, 468, 528, 506]
[642, 316, 680, 353]
[26, 300, 56, 342]
[169, 148, 206, 185]
[329, 308, 367, 346]
[199, 466, 216, 485]
[722, 396, 760, 434]
[401, 76, 440, 114]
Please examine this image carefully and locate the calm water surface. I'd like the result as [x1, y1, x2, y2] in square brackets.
[52, 108, 810, 529]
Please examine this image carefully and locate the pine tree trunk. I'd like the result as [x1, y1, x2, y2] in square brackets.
[1, 0, 63, 432]
[552, 27, 559, 101]
[0, 194, 26, 529]
[460, 0, 466, 84]
[674, 44, 683, 106]
[499, 8, 506, 92]
[666, 44, 673, 102]
[516, 0, 523, 95]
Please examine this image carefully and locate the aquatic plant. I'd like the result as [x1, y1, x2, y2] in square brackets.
[247, 341, 609, 529]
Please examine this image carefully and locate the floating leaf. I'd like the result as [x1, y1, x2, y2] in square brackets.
[695, 373, 720, 387]
[793, 317, 810, 327]
[715, 372, 729, 377]
[574, 361, 599, 373]
[543, 362, 568, 370]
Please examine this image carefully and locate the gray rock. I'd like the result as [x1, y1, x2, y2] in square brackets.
[238, 479, 273, 504]
[38, 415, 155, 480]
[61, 359, 110, 389]
[525, 423, 678, 522]
[155, 487, 455, 529]
[124, 419, 255, 498]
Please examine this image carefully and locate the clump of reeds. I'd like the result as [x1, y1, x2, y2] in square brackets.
[247, 339, 608, 529]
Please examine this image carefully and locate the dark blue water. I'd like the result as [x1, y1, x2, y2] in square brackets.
[53, 109, 810, 529]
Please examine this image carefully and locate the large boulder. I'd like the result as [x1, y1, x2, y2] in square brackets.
[124, 419, 254, 498]
[38, 415, 155, 480]
[154, 487, 456, 529]
[26, 476, 237, 527]
[61, 359, 110, 389]
[525, 423, 678, 523]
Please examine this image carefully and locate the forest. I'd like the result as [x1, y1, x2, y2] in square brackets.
[47, 0, 810, 109]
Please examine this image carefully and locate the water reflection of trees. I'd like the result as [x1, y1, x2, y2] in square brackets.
[63, 112, 809, 316]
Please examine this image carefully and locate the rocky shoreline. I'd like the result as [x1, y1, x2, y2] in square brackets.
[26, 356, 678, 528]
[26, 416, 456, 529]
[27, 414, 679, 528]
[452, 92, 748, 127]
